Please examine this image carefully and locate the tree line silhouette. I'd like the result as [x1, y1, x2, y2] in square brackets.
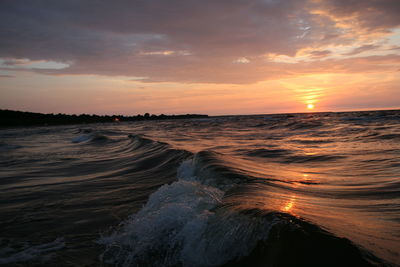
[0, 109, 208, 127]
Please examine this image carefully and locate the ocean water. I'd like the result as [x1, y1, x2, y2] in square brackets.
[0, 110, 399, 266]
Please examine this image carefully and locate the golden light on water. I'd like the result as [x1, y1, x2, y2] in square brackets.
[282, 195, 296, 213]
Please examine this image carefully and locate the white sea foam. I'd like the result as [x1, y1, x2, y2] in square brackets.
[99, 159, 277, 266]
[99, 177, 223, 266]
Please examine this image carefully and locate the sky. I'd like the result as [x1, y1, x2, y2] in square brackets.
[0, 0, 399, 115]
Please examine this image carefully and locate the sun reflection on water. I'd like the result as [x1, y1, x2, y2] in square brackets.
[282, 195, 296, 213]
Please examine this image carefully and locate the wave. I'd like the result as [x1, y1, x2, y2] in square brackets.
[267, 119, 325, 131]
[2, 111, 398, 266]
[99, 144, 386, 266]
[286, 120, 324, 130]
[375, 134, 400, 141]
[0, 238, 65, 265]
[76, 128, 93, 134]
[71, 133, 110, 143]
[0, 142, 21, 152]
[222, 209, 385, 267]
[290, 139, 334, 144]
[245, 148, 292, 158]
[99, 153, 283, 266]
[282, 154, 346, 163]
[242, 148, 345, 164]
[99, 175, 225, 266]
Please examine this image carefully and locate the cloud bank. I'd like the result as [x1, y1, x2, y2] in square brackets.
[0, 0, 399, 84]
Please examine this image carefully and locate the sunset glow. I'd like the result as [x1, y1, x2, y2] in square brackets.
[1, 2, 399, 265]
[0, 1, 399, 115]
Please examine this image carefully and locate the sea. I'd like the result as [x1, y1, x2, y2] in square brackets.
[0, 110, 399, 266]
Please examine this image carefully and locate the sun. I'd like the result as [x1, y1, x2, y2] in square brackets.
[307, 103, 315, 110]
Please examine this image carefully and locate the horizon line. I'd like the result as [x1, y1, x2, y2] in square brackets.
[2, 107, 400, 118]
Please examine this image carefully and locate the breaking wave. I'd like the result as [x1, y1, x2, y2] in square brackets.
[99, 142, 386, 267]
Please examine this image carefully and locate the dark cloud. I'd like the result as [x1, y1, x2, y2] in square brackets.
[0, 0, 309, 57]
[0, 0, 399, 83]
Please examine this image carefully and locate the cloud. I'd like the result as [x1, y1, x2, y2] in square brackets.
[0, 0, 399, 84]
[342, 44, 381, 56]
[0, 58, 69, 70]
[309, 49, 332, 58]
[314, 0, 400, 30]
[234, 57, 251, 64]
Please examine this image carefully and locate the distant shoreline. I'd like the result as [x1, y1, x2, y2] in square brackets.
[0, 109, 209, 128]
[1, 108, 399, 128]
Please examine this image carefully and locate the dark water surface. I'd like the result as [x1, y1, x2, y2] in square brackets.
[0, 110, 399, 266]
